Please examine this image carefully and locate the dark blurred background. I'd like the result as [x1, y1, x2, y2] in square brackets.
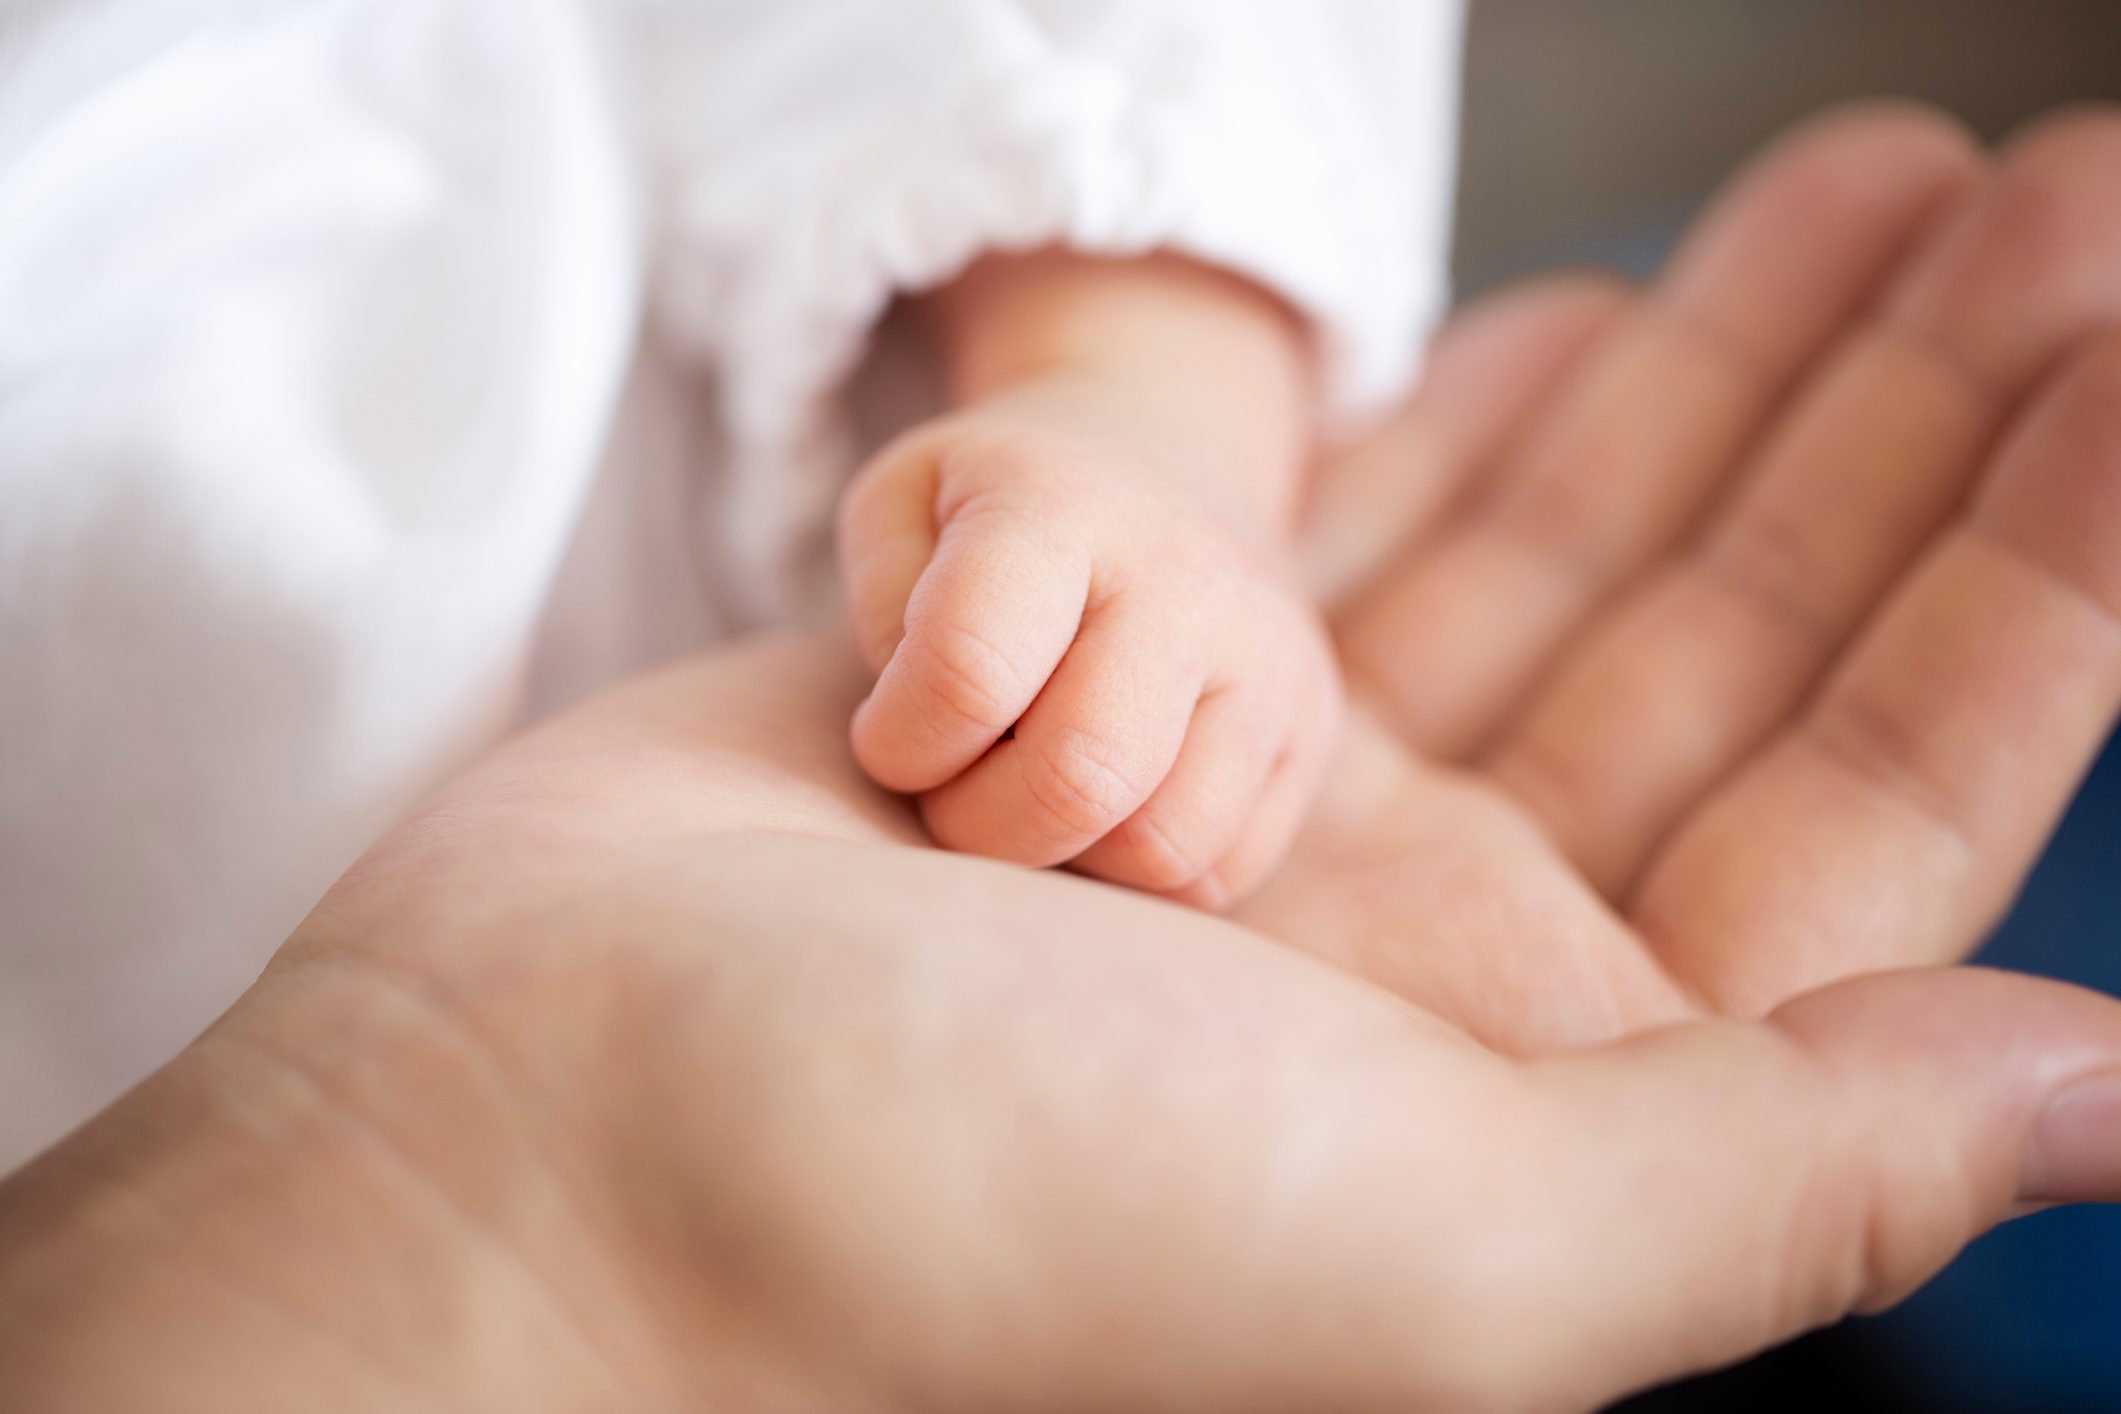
[1454, 0, 2121, 289]
[1446, 3, 2121, 1409]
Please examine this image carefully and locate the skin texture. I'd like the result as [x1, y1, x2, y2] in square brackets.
[838, 250, 1339, 908]
[6, 103, 2121, 1412]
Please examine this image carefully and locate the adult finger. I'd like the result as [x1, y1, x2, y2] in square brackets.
[1337, 102, 1980, 759]
[1634, 329, 2121, 1016]
[1303, 273, 1631, 611]
[1485, 108, 2121, 895]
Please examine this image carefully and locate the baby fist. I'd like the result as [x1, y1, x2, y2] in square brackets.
[836, 385, 1341, 909]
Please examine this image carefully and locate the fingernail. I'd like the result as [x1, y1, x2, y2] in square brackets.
[2021, 1069, 2121, 1204]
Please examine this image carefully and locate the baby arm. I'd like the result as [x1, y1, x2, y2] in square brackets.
[837, 251, 1343, 908]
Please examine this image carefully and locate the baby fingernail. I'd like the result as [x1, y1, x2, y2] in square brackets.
[2020, 1069, 2121, 1204]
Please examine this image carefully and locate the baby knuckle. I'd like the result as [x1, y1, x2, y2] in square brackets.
[1021, 729, 1139, 843]
[1111, 810, 1210, 891]
[910, 622, 1027, 733]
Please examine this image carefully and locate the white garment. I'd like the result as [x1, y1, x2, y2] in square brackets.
[0, 0, 1462, 1169]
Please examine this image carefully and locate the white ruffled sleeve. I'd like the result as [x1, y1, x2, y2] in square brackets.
[633, 0, 1464, 620]
[0, 0, 639, 1165]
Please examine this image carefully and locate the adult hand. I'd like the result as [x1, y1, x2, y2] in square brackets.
[1298, 99, 2121, 1044]
[6, 104, 2121, 1413]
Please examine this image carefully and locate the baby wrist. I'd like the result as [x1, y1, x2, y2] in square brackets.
[928, 250, 1317, 544]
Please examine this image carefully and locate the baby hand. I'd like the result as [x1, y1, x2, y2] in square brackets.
[838, 374, 1342, 908]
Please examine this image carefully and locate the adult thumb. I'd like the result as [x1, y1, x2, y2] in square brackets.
[1489, 966, 2121, 1410]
